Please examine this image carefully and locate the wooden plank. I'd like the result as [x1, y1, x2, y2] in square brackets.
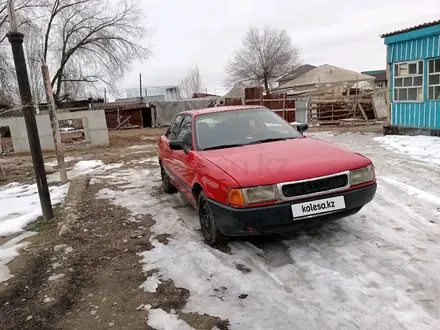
[115, 116, 132, 130]
[245, 98, 287, 102]
[282, 93, 286, 120]
[372, 92, 388, 119]
[358, 103, 368, 121]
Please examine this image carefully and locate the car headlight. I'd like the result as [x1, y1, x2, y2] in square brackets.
[243, 185, 278, 204]
[228, 185, 278, 207]
[350, 165, 375, 186]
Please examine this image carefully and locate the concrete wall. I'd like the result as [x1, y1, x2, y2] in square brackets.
[383, 124, 440, 137]
[0, 110, 109, 153]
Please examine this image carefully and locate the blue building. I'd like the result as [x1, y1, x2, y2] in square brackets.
[382, 20, 440, 135]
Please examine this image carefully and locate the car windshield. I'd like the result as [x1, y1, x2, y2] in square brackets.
[194, 107, 303, 151]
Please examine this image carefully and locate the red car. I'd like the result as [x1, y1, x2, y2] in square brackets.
[158, 106, 376, 245]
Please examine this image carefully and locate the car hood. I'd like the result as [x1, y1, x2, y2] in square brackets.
[199, 137, 372, 187]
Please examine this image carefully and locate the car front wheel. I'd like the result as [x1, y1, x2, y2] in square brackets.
[160, 164, 177, 194]
[198, 192, 227, 246]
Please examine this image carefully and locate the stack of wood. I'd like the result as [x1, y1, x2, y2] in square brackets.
[308, 94, 376, 123]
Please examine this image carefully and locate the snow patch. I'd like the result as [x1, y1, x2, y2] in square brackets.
[45, 156, 79, 167]
[0, 183, 68, 237]
[381, 177, 440, 205]
[73, 160, 104, 172]
[48, 160, 123, 182]
[0, 231, 37, 283]
[374, 135, 440, 165]
[147, 308, 195, 330]
[139, 273, 162, 293]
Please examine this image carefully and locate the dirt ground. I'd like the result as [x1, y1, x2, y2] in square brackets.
[0, 127, 230, 330]
[0, 124, 383, 330]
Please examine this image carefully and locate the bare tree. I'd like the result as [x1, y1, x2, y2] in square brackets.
[38, 0, 151, 102]
[23, 24, 46, 105]
[0, 0, 45, 95]
[179, 66, 202, 99]
[225, 26, 301, 95]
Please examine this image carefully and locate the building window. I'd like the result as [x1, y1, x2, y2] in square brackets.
[394, 61, 423, 101]
[428, 58, 440, 100]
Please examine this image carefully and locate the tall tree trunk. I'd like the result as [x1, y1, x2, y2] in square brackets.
[264, 79, 270, 95]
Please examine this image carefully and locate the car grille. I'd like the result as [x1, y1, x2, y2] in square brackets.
[281, 174, 349, 198]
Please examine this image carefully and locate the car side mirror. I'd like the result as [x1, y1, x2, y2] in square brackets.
[169, 138, 191, 154]
[296, 123, 308, 134]
[169, 140, 185, 151]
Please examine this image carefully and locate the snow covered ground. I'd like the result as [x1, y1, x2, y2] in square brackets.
[0, 183, 68, 237]
[91, 132, 440, 330]
[0, 182, 68, 284]
[0, 160, 120, 284]
[373, 135, 440, 165]
[4, 134, 437, 328]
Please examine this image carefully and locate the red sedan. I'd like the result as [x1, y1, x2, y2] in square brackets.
[158, 106, 376, 245]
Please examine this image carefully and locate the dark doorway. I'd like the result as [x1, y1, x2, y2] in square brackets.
[0, 126, 14, 153]
[142, 108, 152, 128]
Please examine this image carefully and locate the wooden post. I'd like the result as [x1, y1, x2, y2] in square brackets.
[41, 62, 68, 184]
[282, 93, 286, 120]
[139, 73, 143, 102]
[0, 131, 5, 180]
[358, 103, 368, 121]
[0, 162, 6, 181]
[7, 0, 53, 219]
[385, 45, 391, 120]
[117, 108, 121, 126]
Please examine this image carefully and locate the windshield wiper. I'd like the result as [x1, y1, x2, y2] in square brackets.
[202, 144, 245, 151]
[247, 137, 295, 145]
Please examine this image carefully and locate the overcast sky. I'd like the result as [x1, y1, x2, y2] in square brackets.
[120, 0, 440, 96]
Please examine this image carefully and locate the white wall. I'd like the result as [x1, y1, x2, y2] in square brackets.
[0, 110, 109, 153]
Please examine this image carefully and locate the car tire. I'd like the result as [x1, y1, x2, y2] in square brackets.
[198, 191, 228, 246]
[160, 164, 177, 194]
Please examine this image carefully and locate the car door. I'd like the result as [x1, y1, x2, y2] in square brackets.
[160, 114, 184, 176]
[172, 115, 197, 199]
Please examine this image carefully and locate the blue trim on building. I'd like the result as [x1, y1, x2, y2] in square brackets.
[387, 35, 440, 63]
[387, 23, 440, 131]
[384, 25, 440, 44]
[391, 102, 440, 129]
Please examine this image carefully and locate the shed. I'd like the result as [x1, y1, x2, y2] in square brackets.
[95, 102, 153, 129]
[382, 20, 440, 135]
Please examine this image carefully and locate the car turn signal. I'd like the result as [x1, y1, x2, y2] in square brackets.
[228, 189, 245, 208]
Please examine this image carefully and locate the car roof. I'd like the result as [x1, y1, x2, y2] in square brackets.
[183, 105, 266, 116]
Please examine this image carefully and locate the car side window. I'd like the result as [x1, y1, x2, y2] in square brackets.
[167, 114, 184, 140]
[176, 115, 193, 149]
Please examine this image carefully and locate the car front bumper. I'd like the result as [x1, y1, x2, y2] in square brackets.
[207, 183, 377, 236]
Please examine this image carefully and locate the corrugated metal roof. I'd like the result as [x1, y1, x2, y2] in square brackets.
[381, 20, 440, 38]
[276, 64, 316, 82]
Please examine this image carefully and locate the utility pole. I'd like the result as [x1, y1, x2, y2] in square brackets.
[104, 88, 107, 102]
[139, 73, 143, 102]
[41, 62, 68, 184]
[7, 0, 53, 219]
